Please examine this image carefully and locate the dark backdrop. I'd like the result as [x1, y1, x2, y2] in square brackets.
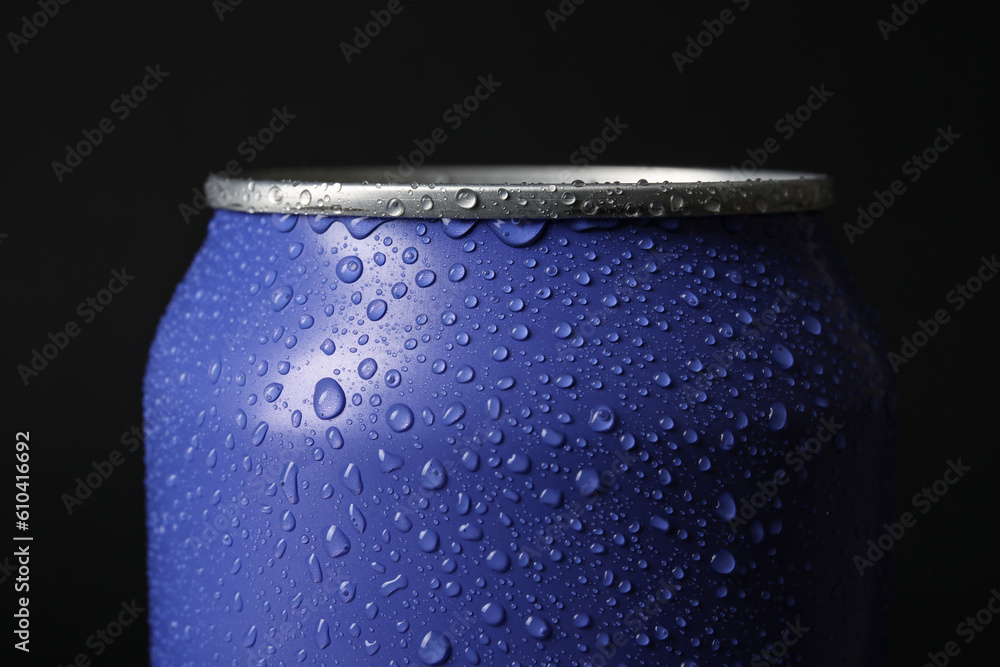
[3, 1, 997, 665]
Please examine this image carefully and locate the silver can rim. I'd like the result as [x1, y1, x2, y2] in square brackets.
[205, 166, 832, 219]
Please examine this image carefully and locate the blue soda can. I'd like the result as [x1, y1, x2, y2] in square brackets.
[144, 167, 895, 666]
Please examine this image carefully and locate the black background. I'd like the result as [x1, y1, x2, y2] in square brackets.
[3, 1, 998, 665]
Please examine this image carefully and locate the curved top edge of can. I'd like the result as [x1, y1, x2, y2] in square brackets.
[205, 165, 833, 219]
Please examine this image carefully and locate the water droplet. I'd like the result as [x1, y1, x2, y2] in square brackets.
[335, 256, 364, 283]
[358, 357, 378, 380]
[386, 198, 404, 217]
[394, 510, 413, 532]
[380, 573, 409, 597]
[771, 344, 795, 369]
[263, 382, 283, 402]
[418, 528, 440, 552]
[315, 619, 331, 649]
[391, 282, 408, 299]
[716, 493, 737, 520]
[323, 525, 351, 558]
[588, 405, 616, 432]
[342, 463, 364, 495]
[506, 453, 532, 474]
[442, 402, 466, 425]
[367, 299, 388, 321]
[378, 448, 405, 472]
[710, 549, 736, 574]
[575, 468, 601, 496]
[415, 269, 436, 287]
[349, 503, 367, 534]
[525, 615, 553, 640]
[314, 378, 346, 420]
[420, 459, 448, 490]
[326, 426, 345, 449]
[271, 286, 293, 312]
[420, 194, 434, 210]
[455, 188, 478, 210]
[386, 403, 415, 432]
[510, 324, 530, 341]
[418, 631, 452, 665]
[448, 263, 466, 282]
[768, 402, 788, 431]
[281, 510, 296, 531]
[481, 602, 507, 626]
[208, 356, 222, 384]
[251, 421, 268, 446]
[459, 523, 484, 540]
[486, 549, 511, 572]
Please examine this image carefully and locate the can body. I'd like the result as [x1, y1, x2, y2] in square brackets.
[145, 209, 895, 665]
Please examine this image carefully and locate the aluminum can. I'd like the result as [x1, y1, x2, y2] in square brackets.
[144, 167, 895, 666]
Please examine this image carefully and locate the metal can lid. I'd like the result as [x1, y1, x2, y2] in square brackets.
[205, 166, 832, 219]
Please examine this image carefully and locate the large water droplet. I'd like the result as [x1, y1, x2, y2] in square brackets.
[358, 357, 378, 380]
[480, 602, 506, 626]
[349, 503, 367, 534]
[342, 463, 364, 495]
[711, 549, 736, 574]
[418, 631, 452, 665]
[771, 344, 795, 369]
[525, 615, 553, 640]
[415, 270, 436, 288]
[420, 459, 448, 490]
[386, 403, 415, 432]
[314, 378, 346, 420]
[385, 198, 404, 217]
[588, 405, 616, 432]
[367, 299, 388, 321]
[323, 525, 351, 558]
[455, 188, 478, 209]
[768, 402, 788, 431]
[263, 382, 283, 402]
[336, 256, 364, 283]
[418, 528, 440, 552]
